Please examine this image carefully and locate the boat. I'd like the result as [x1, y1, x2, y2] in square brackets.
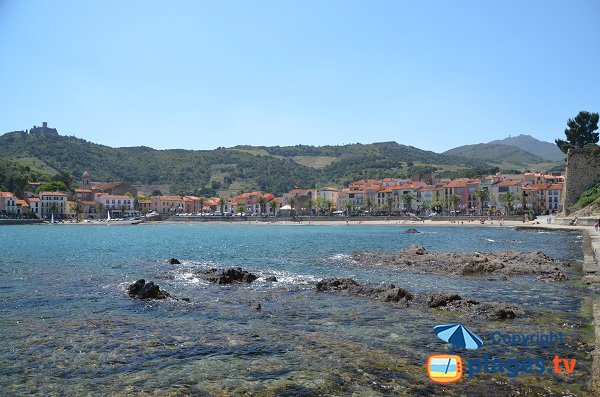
[107, 210, 111, 222]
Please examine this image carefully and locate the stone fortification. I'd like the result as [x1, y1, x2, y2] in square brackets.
[563, 146, 600, 214]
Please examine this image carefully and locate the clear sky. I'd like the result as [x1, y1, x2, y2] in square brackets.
[0, 0, 598, 153]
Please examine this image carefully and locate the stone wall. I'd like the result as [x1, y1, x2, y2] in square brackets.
[563, 146, 600, 214]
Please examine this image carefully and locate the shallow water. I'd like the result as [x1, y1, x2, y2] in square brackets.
[0, 224, 595, 396]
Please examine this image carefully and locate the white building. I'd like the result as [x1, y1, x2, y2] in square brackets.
[39, 191, 68, 219]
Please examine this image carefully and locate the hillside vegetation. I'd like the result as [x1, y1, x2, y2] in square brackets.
[0, 129, 560, 196]
[490, 134, 565, 162]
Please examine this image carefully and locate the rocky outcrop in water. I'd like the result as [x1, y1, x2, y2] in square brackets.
[128, 279, 171, 299]
[316, 277, 522, 320]
[317, 278, 412, 305]
[351, 246, 567, 282]
[404, 228, 421, 234]
[168, 258, 181, 265]
[199, 267, 258, 284]
[265, 276, 278, 282]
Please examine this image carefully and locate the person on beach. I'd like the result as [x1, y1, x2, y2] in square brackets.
[595, 218, 600, 232]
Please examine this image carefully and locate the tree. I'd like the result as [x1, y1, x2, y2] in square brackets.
[72, 203, 83, 221]
[152, 190, 162, 196]
[198, 197, 205, 215]
[303, 198, 311, 216]
[499, 192, 520, 215]
[474, 188, 489, 215]
[400, 193, 414, 213]
[448, 194, 461, 215]
[119, 204, 127, 217]
[314, 196, 322, 216]
[386, 195, 394, 216]
[219, 197, 226, 215]
[325, 199, 334, 215]
[366, 196, 373, 214]
[258, 197, 267, 215]
[96, 203, 105, 219]
[345, 201, 353, 216]
[269, 200, 279, 216]
[288, 197, 297, 216]
[48, 202, 59, 219]
[237, 203, 246, 215]
[431, 200, 444, 214]
[555, 111, 599, 154]
[35, 181, 69, 194]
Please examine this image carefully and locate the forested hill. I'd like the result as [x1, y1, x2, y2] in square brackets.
[0, 129, 540, 196]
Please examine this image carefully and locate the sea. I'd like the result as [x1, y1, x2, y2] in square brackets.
[0, 224, 595, 396]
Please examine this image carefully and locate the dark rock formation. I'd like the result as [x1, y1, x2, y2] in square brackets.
[404, 228, 421, 234]
[428, 292, 463, 308]
[265, 276, 278, 282]
[168, 258, 181, 265]
[200, 267, 258, 284]
[316, 278, 522, 320]
[127, 279, 171, 299]
[316, 278, 359, 291]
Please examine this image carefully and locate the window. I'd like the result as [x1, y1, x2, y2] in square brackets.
[498, 187, 509, 193]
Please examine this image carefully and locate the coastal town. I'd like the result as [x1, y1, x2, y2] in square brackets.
[0, 168, 564, 221]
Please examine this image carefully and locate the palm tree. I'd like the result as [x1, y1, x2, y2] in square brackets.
[198, 197, 205, 215]
[72, 203, 83, 221]
[237, 203, 246, 216]
[314, 196, 322, 216]
[96, 203, 105, 219]
[386, 195, 394, 216]
[219, 197, 226, 215]
[474, 188, 489, 215]
[448, 194, 461, 216]
[305, 198, 313, 216]
[288, 197, 297, 217]
[366, 196, 373, 214]
[47, 202, 59, 220]
[269, 200, 279, 217]
[325, 199, 334, 216]
[119, 204, 127, 217]
[345, 201, 353, 216]
[258, 197, 267, 216]
[499, 192, 520, 215]
[400, 193, 415, 213]
[431, 200, 443, 214]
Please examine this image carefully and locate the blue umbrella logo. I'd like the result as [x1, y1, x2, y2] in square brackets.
[434, 323, 483, 350]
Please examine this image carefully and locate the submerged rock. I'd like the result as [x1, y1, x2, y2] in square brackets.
[168, 258, 181, 265]
[201, 267, 258, 284]
[127, 279, 171, 299]
[265, 276, 278, 282]
[404, 228, 421, 234]
[316, 278, 360, 292]
[316, 278, 522, 320]
[428, 292, 462, 308]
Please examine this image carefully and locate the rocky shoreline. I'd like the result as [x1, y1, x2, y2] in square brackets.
[351, 245, 569, 282]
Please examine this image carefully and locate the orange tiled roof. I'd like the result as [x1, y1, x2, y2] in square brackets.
[493, 179, 523, 187]
[0, 192, 14, 197]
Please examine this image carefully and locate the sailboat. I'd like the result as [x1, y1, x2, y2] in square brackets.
[107, 210, 111, 222]
[50, 213, 54, 224]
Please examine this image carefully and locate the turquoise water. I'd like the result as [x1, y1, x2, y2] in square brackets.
[0, 224, 593, 396]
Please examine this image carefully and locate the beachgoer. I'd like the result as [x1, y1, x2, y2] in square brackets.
[595, 218, 600, 232]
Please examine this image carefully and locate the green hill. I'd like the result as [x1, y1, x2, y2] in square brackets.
[489, 134, 565, 162]
[443, 143, 559, 169]
[0, 128, 558, 197]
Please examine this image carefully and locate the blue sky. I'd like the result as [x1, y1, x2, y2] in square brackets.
[0, 1, 598, 152]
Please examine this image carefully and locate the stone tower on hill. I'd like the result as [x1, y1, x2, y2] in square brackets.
[29, 122, 58, 135]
